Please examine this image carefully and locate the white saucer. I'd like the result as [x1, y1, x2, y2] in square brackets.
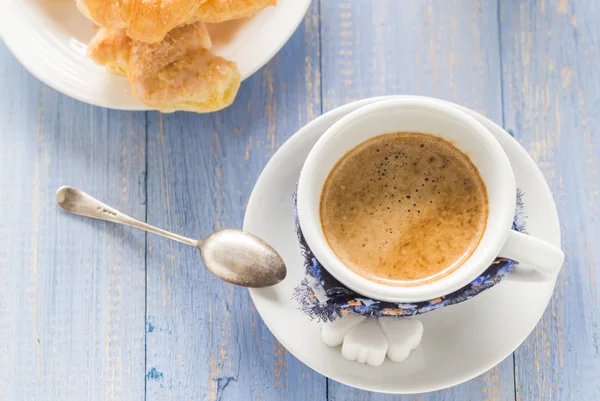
[244, 96, 561, 394]
[0, 0, 311, 110]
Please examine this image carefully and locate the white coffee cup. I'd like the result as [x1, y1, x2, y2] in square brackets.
[297, 97, 564, 303]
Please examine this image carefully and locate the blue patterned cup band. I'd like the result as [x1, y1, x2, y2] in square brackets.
[292, 190, 526, 322]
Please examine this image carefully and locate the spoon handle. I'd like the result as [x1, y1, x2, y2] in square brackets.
[56, 186, 199, 248]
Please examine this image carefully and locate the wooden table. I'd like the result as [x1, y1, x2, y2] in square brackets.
[1, 0, 599, 399]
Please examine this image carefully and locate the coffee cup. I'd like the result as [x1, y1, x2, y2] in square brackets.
[296, 97, 564, 303]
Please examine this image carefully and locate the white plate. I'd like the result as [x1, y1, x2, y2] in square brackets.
[244, 96, 561, 394]
[0, 0, 311, 110]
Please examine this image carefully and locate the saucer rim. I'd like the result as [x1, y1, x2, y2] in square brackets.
[244, 95, 560, 394]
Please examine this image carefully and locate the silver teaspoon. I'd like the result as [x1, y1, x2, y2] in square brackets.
[56, 186, 286, 288]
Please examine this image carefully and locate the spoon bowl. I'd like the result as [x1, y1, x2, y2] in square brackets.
[201, 229, 287, 287]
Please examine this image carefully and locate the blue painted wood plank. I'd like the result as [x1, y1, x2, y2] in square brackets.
[0, 45, 147, 400]
[500, 0, 600, 399]
[320, 1, 515, 399]
[143, 3, 325, 400]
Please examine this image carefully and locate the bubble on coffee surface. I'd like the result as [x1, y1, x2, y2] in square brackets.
[320, 132, 488, 286]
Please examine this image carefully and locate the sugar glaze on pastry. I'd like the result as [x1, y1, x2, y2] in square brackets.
[197, 0, 277, 23]
[77, 0, 209, 43]
[77, 0, 277, 43]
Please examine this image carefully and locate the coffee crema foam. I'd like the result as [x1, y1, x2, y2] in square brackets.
[320, 132, 488, 286]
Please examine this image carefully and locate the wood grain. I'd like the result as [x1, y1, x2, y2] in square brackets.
[0, 46, 147, 400]
[320, 0, 515, 399]
[500, 0, 600, 399]
[143, 2, 325, 400]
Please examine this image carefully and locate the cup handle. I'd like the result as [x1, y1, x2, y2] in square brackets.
[498, 230, 564, 282]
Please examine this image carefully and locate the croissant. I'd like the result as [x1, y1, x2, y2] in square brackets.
[88, 22, 241, 113]
[196, 0, 277, 23]
[77, 0, 277, 43]
[77, 0, 208, 43]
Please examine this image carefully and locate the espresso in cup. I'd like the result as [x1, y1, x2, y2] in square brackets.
[320, 132, 489, 286]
